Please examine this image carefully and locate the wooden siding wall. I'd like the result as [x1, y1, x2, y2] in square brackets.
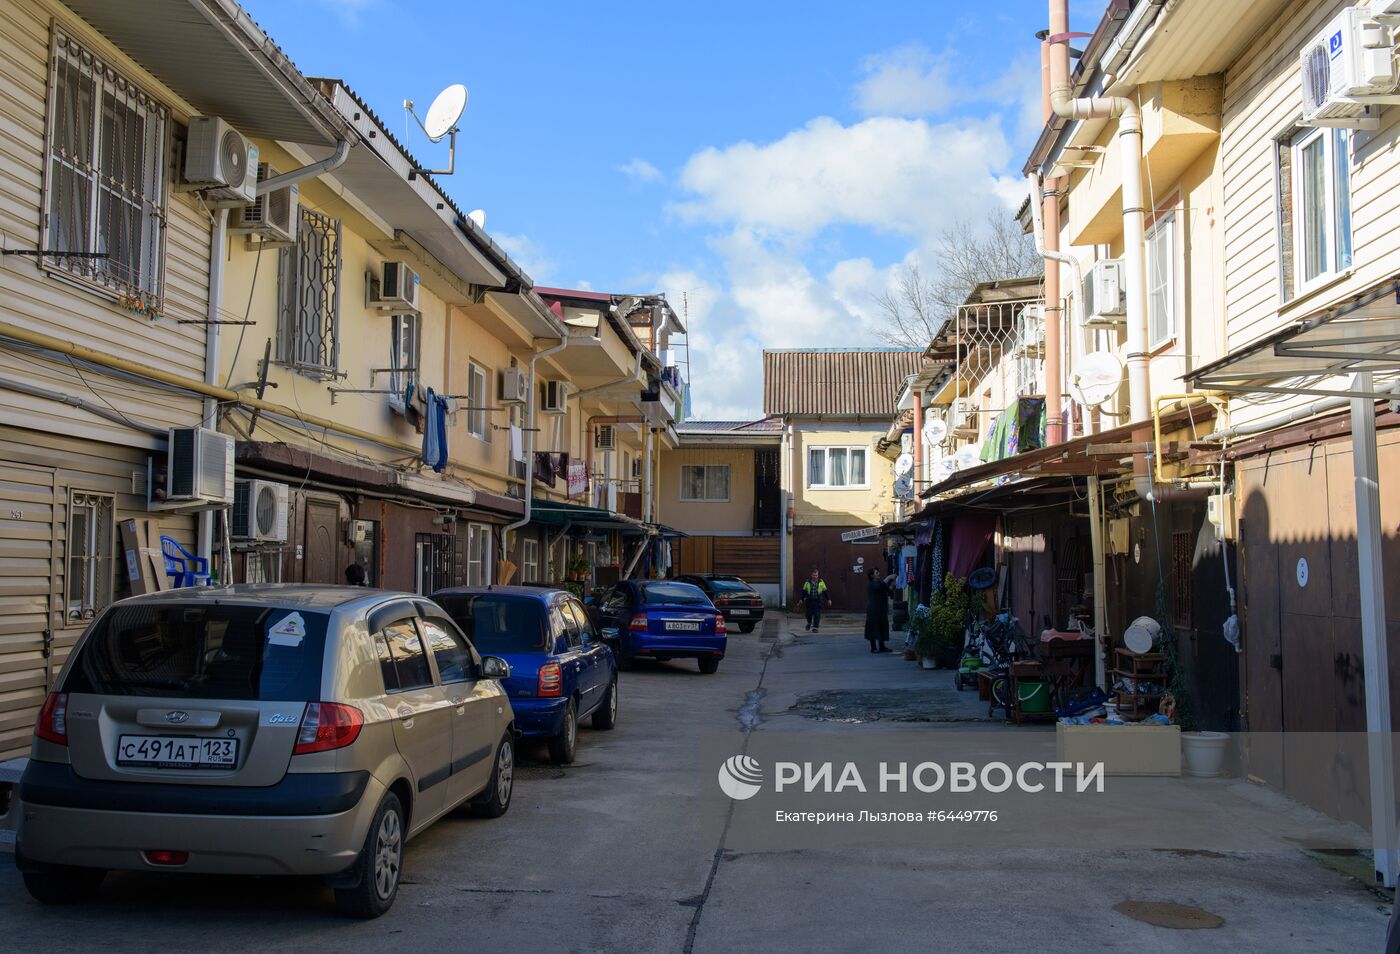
[1, 0, 209, 441]
[0, 426, 195, 761]
[676, 536, 780, 584]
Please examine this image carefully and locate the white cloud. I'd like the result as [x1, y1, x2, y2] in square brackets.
[853, 44, 957, 117]
[673, 115, 1013, 239]
[493, 232, 554, 285]
[617, 158, 663, 183]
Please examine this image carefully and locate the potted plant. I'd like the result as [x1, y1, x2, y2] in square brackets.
[566, 554, 591, 581]
[910, 606, 938, 669]
[928, 575, 969, 668]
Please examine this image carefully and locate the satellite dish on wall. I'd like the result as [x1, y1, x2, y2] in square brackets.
[936, 456, 956, 478]
[894, 453, 914, 476]
[423, 83, 468, 142]
[922, 417, 948, 445]
[1071, 351, 1125, 407]
[893, 474, 914, 499]
[467, 209, 487, 229]
[954, 445, 981, 470]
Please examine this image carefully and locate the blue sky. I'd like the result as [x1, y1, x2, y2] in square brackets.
[243, 0, 1098, 418]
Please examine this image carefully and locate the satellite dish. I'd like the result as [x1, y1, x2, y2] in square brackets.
[954, 445, 981, 470]
[1071, 351, 1125, 407]
[423, 83, 468, 142]
[922, 417, 948, 445]
[467, 209, 487, 229]
[935, 456, 956, 478]
[893, 475, 914, 500]
[894, 453, 914, 476]
[1123, 616, 1162, 654]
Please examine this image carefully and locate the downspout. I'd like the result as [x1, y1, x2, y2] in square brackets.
[784, 420, 795, 608]
[256, 140, 351, 195]
[1048, 0, 1149, 490]
[197, 208, 229, 571]
[642, 424, 652, 522]
[501, 334, 571, 563]
[911, 389, 923, 493]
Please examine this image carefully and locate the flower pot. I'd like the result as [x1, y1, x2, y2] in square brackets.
[1182, 731, 1229, 777]
[920, 656, 937, 670]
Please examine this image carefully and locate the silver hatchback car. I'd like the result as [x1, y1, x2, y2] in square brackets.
[15, 584, 516, 918]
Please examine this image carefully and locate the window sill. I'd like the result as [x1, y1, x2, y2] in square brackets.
[1283, 268, 1355, 317]
[806, 486, 871, 492]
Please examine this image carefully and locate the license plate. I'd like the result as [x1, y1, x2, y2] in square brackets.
[728, 609, 750, 616]
[665, 621, 701, 632]
[117, 735, 239, 770]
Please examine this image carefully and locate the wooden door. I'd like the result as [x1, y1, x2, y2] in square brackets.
[303, 498, 345, 584]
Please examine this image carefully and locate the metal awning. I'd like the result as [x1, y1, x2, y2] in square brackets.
[1186, 275, 1400, 400]
[530, 500, 650, 534]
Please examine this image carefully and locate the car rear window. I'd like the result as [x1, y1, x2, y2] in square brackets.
[63, 603, 328, 701]
[708, 579, 754, 594]
[435, 595, 547, 653]
[640, 582, 710, 607]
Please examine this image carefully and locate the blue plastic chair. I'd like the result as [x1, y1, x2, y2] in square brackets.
[161, 535, 211, 588]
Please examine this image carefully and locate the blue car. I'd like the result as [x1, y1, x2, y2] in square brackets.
[433, 586, 617, 765]
[589, 580, 727, 674]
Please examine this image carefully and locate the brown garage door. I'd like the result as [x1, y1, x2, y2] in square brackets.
[793, 526, 886, 611]
[0, 462, 58, 761]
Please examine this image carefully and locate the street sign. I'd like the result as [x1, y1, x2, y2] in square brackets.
[840, 526, 882, 542]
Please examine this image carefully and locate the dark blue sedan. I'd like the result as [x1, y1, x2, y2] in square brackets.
[434, 586, 617, 764]
[588, 580, 727, 674]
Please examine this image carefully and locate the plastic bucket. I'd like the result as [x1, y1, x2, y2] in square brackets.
[1018, 679, 1050, 713]
[1182, 731, 1229, 777]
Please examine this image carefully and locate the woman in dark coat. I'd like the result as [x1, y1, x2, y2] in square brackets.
[864, 568, 893, 653]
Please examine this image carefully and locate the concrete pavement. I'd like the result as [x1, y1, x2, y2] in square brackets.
[0, 613, 1388, 952]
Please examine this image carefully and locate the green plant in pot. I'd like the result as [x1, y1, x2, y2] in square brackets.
[910, 605, 938, 667]
[928, 575, 969, 668]
[566, 554, 591, 581]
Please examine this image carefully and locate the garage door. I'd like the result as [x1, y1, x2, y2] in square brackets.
[0, 463, 57, 761]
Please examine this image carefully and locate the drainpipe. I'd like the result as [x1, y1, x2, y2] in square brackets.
[197, 208, 229, 572]
[1048, 0, 1149, 488]
[642, 424, 652, 521]
[783, 420, 795, 608]
[911, 390, 923, 490]
[500, 334, 571, 564]
[255, 140, 351, 195]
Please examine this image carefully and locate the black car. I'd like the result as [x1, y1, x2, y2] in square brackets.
[674, 574, 765, 633]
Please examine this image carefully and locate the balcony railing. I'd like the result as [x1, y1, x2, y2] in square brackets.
[929, 297, 1046, 448]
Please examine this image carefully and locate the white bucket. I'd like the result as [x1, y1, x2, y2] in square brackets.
[1182, 731, 1230, 777]
[920, 657, 937, 670]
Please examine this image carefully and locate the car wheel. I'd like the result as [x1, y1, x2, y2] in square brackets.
[737, 623, 756, 634]
[547, 700, 578, 764]
[592, 675, 618, 730]
[471, 732, 514, 818]
[334, 792, 405, 919]
[20, 861, 105, 905]
[697, 656, 721, 675]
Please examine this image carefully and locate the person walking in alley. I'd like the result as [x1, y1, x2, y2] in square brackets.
[864, 567, 895, 653]
[801, 567, 831, 632]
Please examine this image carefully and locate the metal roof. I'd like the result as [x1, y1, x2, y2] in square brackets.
[63, 0, 351, 145]
[763, 350, 925, 418]
[675, 418, 784, 433]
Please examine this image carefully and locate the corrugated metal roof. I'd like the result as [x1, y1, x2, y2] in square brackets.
[763, 350, 925, 418]
[676, 417, 784, 433]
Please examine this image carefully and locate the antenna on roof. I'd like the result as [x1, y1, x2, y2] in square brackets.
[403, 83, 468, 178]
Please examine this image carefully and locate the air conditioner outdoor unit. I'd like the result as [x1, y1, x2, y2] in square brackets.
[184, 116, 257, 203]
[376, 261, 420, 310]
[1300, 6, 1400, 127]
[165, 427, 235, 506]
[499, 367, 529, 404]
[231, 479, 289, 542]
[235, 164, 298, 243]
[541, 380, 569, 414]
[595, 425, 616, 450]
[1082, 259, 1126, 326]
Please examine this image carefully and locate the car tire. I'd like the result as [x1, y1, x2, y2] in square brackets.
[471, 732, 515, 818]
[737, 623, 756, 634]
[20, 862, 105, 905]
[592, 675, 618, 730]
[334, 792, 405, 919]
[698, 656, 721, 675]
[547, 700, 578, 764]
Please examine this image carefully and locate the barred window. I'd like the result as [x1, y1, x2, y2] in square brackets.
[43, 31, 168, 313]
[277, 207, 342, 377]
[67, 491, 114, 622]
[388, 313, 419, 403]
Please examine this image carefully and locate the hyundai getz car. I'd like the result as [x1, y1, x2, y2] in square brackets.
[15, 585, 516, 918]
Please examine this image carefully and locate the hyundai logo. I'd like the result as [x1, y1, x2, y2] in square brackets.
[164, 710, 190, 725]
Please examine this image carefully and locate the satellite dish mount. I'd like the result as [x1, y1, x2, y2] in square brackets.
[404, 83, 468, 178]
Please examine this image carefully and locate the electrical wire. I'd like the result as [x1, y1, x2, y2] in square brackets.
[222, 237, 263, 389]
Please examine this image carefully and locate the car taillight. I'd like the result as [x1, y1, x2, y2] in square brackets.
[293, 702, 363, 755]
[537, 663, 563, 697]
[629, 614, 649, 632]
[716, 615, 727, 635]
[143, 849, 189, 866]
[35, 692, 67, 745]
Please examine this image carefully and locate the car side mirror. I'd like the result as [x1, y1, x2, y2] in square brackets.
[481, 656, 511, 680]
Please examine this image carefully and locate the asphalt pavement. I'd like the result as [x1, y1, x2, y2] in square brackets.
[0, 613, 1389, 952]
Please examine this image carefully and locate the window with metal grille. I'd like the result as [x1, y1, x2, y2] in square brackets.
[415, 532, 454, 595]
[277, 207, 342, 377]
[1171, 530, 1193, 626]
[466, 363, 489, 440]
[466, 523, 492, 586]
[66, 491, 114, 621]
[388, 313, 419, 404]
[42, 31, 168, 313]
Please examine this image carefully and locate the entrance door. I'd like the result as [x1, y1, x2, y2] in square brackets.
[754, 449, 781, 534]
[0, 462, 58, 761]
[303, 498, 344, 584]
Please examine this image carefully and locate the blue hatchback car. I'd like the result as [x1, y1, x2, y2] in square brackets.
[433, 586, 617, 765]
[588, 580, 727, 674]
